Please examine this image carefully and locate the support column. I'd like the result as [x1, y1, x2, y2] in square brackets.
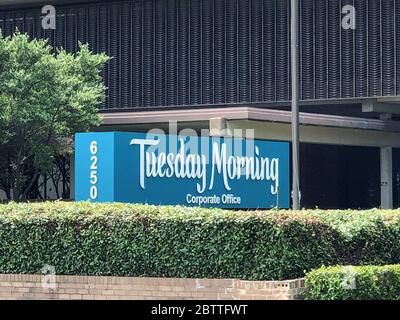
[209, 118, 228, 137]
[380, 146, 393, 209]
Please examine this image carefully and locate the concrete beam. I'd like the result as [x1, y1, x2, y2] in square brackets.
[362, 100, 400, 115]
[377, 96, 400, 104]
[102, 107, 400, 132]
[227, 120, 400, 148]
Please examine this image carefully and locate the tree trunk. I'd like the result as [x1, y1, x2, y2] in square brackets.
[20, 171, 40, 201]
[12, 168, 23, 201]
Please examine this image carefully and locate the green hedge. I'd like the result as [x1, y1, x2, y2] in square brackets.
[305, 265, 400, 300]
[308, 210, 400, 266]
[0, 202, 399, 280]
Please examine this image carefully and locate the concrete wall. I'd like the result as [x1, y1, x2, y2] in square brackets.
[0, 274, 305, 300]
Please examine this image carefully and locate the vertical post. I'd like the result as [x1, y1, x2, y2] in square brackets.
[291, 0, 300, 210]
[209, 117, 228, 137]
[380, 146, 393, 209]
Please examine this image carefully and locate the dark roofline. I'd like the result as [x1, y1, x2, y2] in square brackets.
[0, 0, 100, 9]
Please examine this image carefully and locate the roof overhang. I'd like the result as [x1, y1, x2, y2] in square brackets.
[101, 106, 400, 133]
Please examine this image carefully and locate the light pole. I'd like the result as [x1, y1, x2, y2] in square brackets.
[291, 0, 300, 210]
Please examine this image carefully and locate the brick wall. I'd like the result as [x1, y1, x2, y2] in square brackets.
[0, 274, 306, 300]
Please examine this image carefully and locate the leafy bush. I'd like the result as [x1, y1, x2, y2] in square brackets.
[305, 265, 400, 300]
[0, 33, 108, 201]
[302, 210, 400, 266]
[0, 202, 339, 280]
[0, 203, 399, 280]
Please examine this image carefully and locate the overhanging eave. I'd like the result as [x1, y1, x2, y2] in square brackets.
[101, 107, 400, 133]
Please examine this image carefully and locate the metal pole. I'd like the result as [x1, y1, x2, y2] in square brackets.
[291, 0, 300, 210]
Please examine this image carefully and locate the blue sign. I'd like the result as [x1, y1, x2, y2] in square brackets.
[75, 132, 290, 209]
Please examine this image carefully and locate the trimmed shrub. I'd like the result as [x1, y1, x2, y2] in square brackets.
[0, 202, 340, 280]
[0, 203, 399, 280]
[305, 265, 400, 300]
[307, 210, 400, 266]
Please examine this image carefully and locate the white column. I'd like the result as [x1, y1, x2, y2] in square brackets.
[209, 118, 227, 137]
[381, 146, 393, 209]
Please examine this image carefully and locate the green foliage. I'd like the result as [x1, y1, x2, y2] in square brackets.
[0, 202, 340, 280]
[303, 209, 400, 265]
[305, 265, 400, 300]
[0, 32, 109, 200]
[0, 203, 400, 280]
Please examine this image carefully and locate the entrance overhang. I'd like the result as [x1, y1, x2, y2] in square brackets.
[101, 107, 400, 148]
[227, 120, 400, 148]
[101, 106, 400, 133]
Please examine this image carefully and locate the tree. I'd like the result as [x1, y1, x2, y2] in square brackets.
[0, 32, 109, 201]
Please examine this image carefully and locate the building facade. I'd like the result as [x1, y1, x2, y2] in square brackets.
[2, 0, 400, 209]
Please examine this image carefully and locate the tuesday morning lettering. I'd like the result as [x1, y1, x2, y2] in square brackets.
[130, 138, 279, 195]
